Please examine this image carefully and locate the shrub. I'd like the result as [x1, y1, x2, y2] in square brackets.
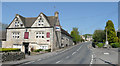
[97, 43, 104, 48]
[33, 49, 43, 52]
[119, 38, 120, 43]
[110, 43, 120, 48]
[0, 48, 21, 52]
[45, 49, 51, 52]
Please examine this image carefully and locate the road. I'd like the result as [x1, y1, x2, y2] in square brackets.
[23, 42, 92, 64]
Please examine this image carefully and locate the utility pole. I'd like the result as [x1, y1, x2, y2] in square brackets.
[104, 29, 109, 48]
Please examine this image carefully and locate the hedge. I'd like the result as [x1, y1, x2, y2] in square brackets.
[45, 49, 51, 52]
[33, 49, 51, 52]
[110, 43, 120, 48]
[97, 43, 104, 48]
[0, 48, 21, 52]
[33, 49, 43, 52]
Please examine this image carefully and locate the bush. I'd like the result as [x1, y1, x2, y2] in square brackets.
[110, 43, 120, 48]
[118, 38, 120, 43]
[0, 48, 21, 52]
[45, 49, 51, 52]
[33, 49, 43, 52]
[97, 43, 104, 48]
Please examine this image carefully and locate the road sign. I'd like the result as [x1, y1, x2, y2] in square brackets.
[55, 25, 60, 31]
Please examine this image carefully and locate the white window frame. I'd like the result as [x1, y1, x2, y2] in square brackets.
[35, 31, 45, 38]
[12, 32, 20, 39]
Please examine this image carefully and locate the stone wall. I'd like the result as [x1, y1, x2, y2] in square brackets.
[0, 52, 25, 62]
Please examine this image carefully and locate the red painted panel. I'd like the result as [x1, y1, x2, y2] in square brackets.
[47, 32, 50, 38]
[24, 32, 29, 39]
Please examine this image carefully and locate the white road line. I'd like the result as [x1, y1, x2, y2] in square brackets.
[72, 52, 76, 55]
[90, 55, 94, 64]
[25, 61, 35, 64]
[37, 59, 42, 61]
[66, 56, 70, 59]
[104, 53, 109, 55]
[56, 60, 61, 64]
[77, 45, 83, 51]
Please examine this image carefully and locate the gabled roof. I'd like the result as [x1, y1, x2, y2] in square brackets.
[47, 16, 57, 27]
[19, 15, 37, 27]
[15, 13, 59, 27]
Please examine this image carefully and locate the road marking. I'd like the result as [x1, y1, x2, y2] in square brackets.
[37, 59, 42, 61]
[77, 45, 83, 51]
[104, 53, 109, 55]
[90, 55, 93, 64]
[66, 56, 70, 59]
[56, 60, 61, 64]
[25, 61, 35, 64]
[72, 52, 76, 55]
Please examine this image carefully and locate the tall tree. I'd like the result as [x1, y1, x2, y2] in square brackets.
[71, 27, 81, 44]
[105, 20, 118, 43]
[93, 30, 106, 42]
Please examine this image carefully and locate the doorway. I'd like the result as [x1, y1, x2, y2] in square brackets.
[23, 42, 29, 54]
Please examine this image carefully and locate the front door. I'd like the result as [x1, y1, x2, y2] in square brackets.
[23, 42, 29, 54]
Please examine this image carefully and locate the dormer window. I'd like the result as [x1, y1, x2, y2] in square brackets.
[21, 24, 23, 26]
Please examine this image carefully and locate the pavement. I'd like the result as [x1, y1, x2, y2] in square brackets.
[90, 46, 118, 66]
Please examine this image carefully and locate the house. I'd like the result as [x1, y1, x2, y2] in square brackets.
[2, 12, 73, 53]
[0, 30, 6, 47]
[86, 36, 92, 41]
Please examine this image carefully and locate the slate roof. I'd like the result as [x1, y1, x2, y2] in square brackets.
[18, 13, 58, 27]
[61, 28, 72, 38]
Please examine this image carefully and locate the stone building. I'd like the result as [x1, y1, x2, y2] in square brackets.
[2, 12, 73, 53]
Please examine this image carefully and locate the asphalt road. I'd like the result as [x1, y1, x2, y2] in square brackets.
[24, 42, 92, 64]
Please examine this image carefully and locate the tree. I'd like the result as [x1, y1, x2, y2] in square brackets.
[71, 27, 81, 44]
[105, 20, 118, 43]
[93, 30, 106, 42]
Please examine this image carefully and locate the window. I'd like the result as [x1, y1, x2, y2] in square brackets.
[47, 40, 49, 42]
[36, 36, 38, 38]
[38, 17, 44, 27]
[42, 36, 44, 38]
[35, 31, 45, 38]
[21, 24, 23, 26]
[12, 32, 20, 39]
[15, 21, 20, 27]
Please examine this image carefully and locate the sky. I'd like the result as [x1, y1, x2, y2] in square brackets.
[2, 2, 118, 35]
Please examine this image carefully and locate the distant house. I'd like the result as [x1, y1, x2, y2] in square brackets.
[81, 35, 85, 40]
[0, 30, 6, 47]
[86, 36, 92, 41]
[2, 12, 73, 53]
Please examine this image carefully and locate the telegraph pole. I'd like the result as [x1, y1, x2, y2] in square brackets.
[104, 29, 109, 48]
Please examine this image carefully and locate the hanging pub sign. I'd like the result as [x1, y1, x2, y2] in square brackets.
[24, 32, 29, 39]
[55, 25, 61, 31]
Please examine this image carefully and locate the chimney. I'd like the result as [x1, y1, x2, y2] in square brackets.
[54, 11, 59, 18]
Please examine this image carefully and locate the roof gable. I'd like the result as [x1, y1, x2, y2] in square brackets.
[8, 12, 61, 28]
[7, 14, 25, 28]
